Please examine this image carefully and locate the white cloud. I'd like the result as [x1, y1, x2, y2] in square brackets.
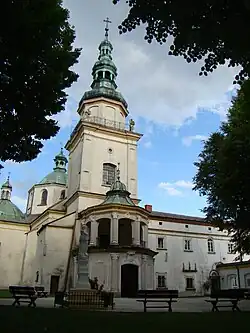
[182, 135, 208, 147]
[174, 180, 194, 189]
[12, 195, 27, 212]
[144, 141, 152, 148]
[62, 0, 239, 129]
[158, 180, 194, 196]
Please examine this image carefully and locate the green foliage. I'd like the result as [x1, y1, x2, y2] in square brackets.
[193, 80, 250, 254]
[113, 0, 250, 84]
[0, 0, 81, 163]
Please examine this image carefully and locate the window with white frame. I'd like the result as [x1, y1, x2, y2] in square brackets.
[228, 242, 235, 254]
[185, 277, 195, 290]
[157, 237, 164, 249]
[102, 163, 116, 186]
[157, 273, 167, 288]
[227, 274, 238, 289]
[207, 238, 215, 253]
[245, 274, 250, 288]
[184, 238, 192, 252]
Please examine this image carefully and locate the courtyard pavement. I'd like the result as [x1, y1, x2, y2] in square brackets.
[1, 296, 250, 312]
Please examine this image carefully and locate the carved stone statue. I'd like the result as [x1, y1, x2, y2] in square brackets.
[79, 224, 89, 258]
[129, 119, 135, 131]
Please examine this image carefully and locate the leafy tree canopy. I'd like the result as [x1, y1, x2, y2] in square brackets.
[113, 0, 250, 84]
[193, 80, 250, 255]
[0, 0, 81, 165]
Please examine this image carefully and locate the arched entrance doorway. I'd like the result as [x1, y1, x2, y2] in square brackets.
[209, 269, 220, 293]
[121, 264, 138, 298]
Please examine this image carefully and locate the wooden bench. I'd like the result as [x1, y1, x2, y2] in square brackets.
[35, 286, 48, 298]
[9, 286, 37, 307]
[206, 289, 246, 312]
[137, 289, 178, 312]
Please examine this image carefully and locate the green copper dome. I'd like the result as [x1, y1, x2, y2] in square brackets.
[0, 199, 25, 222]
[80, 23, 128, 109]
[101, 166, 135, 206]
[39, 148, 68, 186]
[0, 177, 25, 222]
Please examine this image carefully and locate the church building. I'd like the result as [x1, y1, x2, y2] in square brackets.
[0, 26, 249, 297]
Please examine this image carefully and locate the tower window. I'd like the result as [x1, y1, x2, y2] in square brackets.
[41, 189, 48, 206]
[105, 71, 110, 80]
[102, 163, 116, 186]
[60, 190, 66, 200]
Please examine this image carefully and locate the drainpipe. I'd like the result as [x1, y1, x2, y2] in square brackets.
[20, 233, 29, 284]
[236, 264, 241, 289]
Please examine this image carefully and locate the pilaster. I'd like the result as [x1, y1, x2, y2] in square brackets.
[89, 216, 99, 246]
[141, 255, 148, 289]
[133, 217, 141, 246]
[110, 253, 120, 292]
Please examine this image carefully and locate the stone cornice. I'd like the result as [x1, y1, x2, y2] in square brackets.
[88, 245, 158, 257]
[79, 203, 149, 221]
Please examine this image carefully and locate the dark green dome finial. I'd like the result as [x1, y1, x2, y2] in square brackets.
[54, 147, 68, 171]
[79, 18, 128, 110]
[1, 174, 12, 200]
[39, 148, 68, 186]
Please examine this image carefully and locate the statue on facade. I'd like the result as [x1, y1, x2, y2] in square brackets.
[129, 119, 135, 131]
[79, 224, 89, 259]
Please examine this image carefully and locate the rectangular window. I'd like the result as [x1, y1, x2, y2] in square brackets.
[102, 163, 116, 185]
[165, 251, 168, 262]
[228, 242, 234, 254]
[157, 237, 164, 249]
[184, 238, 192, 251]
[246, 277, 250, 288]
[157, 274, 167, 288]
[186, 277, 195, 290]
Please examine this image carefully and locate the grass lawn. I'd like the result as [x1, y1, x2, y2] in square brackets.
[0, 306, 249, 333]
[0, 289, 11, 298]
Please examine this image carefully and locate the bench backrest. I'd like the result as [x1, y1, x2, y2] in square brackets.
[137, 289, 179, 298]
[9, 286, 36, 296]
[210, 289, 246, 299]
[35, 286, 45, 292]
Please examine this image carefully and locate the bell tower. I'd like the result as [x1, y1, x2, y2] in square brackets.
[65, 18, 142, 213]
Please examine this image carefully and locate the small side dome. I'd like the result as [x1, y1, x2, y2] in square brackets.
[0, 200, 25, 222]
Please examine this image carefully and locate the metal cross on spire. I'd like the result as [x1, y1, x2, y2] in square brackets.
[104, 17, 112, 40]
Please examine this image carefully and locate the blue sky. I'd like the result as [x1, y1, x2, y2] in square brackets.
[0, 0, 239, 216]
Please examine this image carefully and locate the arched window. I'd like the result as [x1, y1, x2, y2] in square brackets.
[207, 238, 214, 253]
[244, 274, 250, 288]
[60, 190, 66, 200]
[41, 189, 48, 205]
[102, 163, 116, 186]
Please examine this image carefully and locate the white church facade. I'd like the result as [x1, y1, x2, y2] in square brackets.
[0, 29, 249, 297]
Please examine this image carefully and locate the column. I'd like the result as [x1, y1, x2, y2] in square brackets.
[143, 224, 148, 248]
[141, 255, 147, 289]
[89, 218, 99, 246]
[110, 213, 119, 245]
[133, 218, 141, 246]
[110, 253, 119, 292]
